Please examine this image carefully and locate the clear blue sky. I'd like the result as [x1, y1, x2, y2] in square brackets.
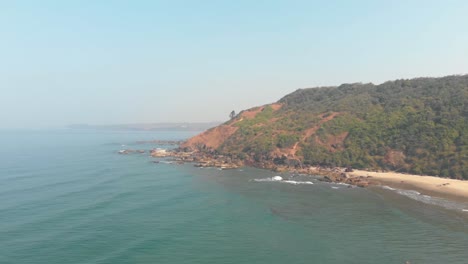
[1, 0, 467, 129]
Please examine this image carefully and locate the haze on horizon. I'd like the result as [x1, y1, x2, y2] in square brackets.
[1, 0, 467, 129]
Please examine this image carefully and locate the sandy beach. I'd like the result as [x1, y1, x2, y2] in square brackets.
[348, 170, 468, 202]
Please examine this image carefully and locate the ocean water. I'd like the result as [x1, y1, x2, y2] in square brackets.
[1, 130, 467, 264]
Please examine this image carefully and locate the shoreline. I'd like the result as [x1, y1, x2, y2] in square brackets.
[348, 170, 468, 203]
[142, 147, 468, 204]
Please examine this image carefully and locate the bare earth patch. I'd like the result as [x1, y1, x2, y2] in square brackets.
[270, 103, 283, 111]
[238, 103, 283, 120]
[289, 112, 340, 156]
[240, 107, 264, 119]
[314, 131, 349, 152]
[384, 149, 407, 167]
[181, 125, 238, 149]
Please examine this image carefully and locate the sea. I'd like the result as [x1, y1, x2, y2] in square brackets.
[1, 130, 467, 264]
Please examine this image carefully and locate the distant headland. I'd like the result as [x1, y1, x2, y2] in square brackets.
[68, 122, 220, 131]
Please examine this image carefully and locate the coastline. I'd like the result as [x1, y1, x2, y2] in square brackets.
[348, 170, 468, 203]
[141, 147, 468, 204]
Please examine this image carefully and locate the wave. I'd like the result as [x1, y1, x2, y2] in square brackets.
[283, 180, 313, 185]
[382, 186, 397, 191]
[380, 186, 468, 212]
[335, 182, 351, 186]
[253, 178, 277, 182]
[253, 177, 313, 185]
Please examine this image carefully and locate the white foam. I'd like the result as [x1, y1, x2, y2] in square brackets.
[253, 178, 275, 182]
[380, 186, 468, 211]
[283, 180, 314, 185]
[253, 177, 314, 185]
[272, 176, 283, 181]
[331, 186, 339, 189]
[336, 182, 351, 186]
[397, 189, 420, 196]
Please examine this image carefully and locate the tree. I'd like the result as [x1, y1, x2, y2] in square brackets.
[229, 110, 236, 119]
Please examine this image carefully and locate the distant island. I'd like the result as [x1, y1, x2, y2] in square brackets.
[180, 75, 468, 180]
[68, 122, 220, 131]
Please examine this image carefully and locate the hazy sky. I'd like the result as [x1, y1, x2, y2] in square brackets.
[1, 0, 468, 129]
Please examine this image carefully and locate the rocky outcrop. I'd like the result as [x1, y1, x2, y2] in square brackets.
[118, 149, 146, 154]
[149, 148, 243, 169]
[319, 171, 373, 187]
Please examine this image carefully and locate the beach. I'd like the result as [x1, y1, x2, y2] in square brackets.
[349, 170, 468, 202]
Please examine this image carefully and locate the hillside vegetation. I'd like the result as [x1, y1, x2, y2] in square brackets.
[183, 75, 468, 179]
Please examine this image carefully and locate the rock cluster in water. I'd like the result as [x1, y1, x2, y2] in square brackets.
[150, 149, 242, 170]
[118, 142, 374, 187]
[118, 149, 146, 154]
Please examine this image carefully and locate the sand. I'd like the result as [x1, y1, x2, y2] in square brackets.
[348, 170, 468, 202]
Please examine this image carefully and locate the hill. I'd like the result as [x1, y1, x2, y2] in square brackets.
[181, 75, 468, 179]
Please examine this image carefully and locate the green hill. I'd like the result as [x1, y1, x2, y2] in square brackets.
[183, 75, 468, 179]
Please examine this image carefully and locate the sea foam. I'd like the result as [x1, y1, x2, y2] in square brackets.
[380, 186, 468, 212]
[283, 180, 314, 185]
[253, 177, 313, 185]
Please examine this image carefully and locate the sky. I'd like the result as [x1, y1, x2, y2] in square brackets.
[1, 0, 468, 129]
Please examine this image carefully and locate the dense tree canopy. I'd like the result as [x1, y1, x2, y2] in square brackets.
[217, 75, 468, 179]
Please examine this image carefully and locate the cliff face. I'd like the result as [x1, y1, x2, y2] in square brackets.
[181, 125, 238, 150]
[182, 75, 468, 179]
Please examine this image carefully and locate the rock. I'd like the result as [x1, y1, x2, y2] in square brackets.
[119, 149, 146, 154]
[150, 148, 170, 157]
[356, 181, 369, 188]
[321, 176, 333, 182]
[118, 149, 135, 154]
[338, 173, 348, 182]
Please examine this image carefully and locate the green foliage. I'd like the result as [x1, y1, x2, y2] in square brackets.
[276, 134, 299, 148]
[219, 75, 468, 179]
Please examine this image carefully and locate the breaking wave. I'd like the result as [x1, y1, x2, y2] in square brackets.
[283, 180, 314, 185]
[380, 186, 468, 212]
[252, 177, 313, 185]
[381, 186, 396, 191]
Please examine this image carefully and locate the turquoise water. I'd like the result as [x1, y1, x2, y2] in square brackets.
[1, 130, 467, 264]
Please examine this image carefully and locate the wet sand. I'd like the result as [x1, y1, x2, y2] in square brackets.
[349, 170, 468, 202]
